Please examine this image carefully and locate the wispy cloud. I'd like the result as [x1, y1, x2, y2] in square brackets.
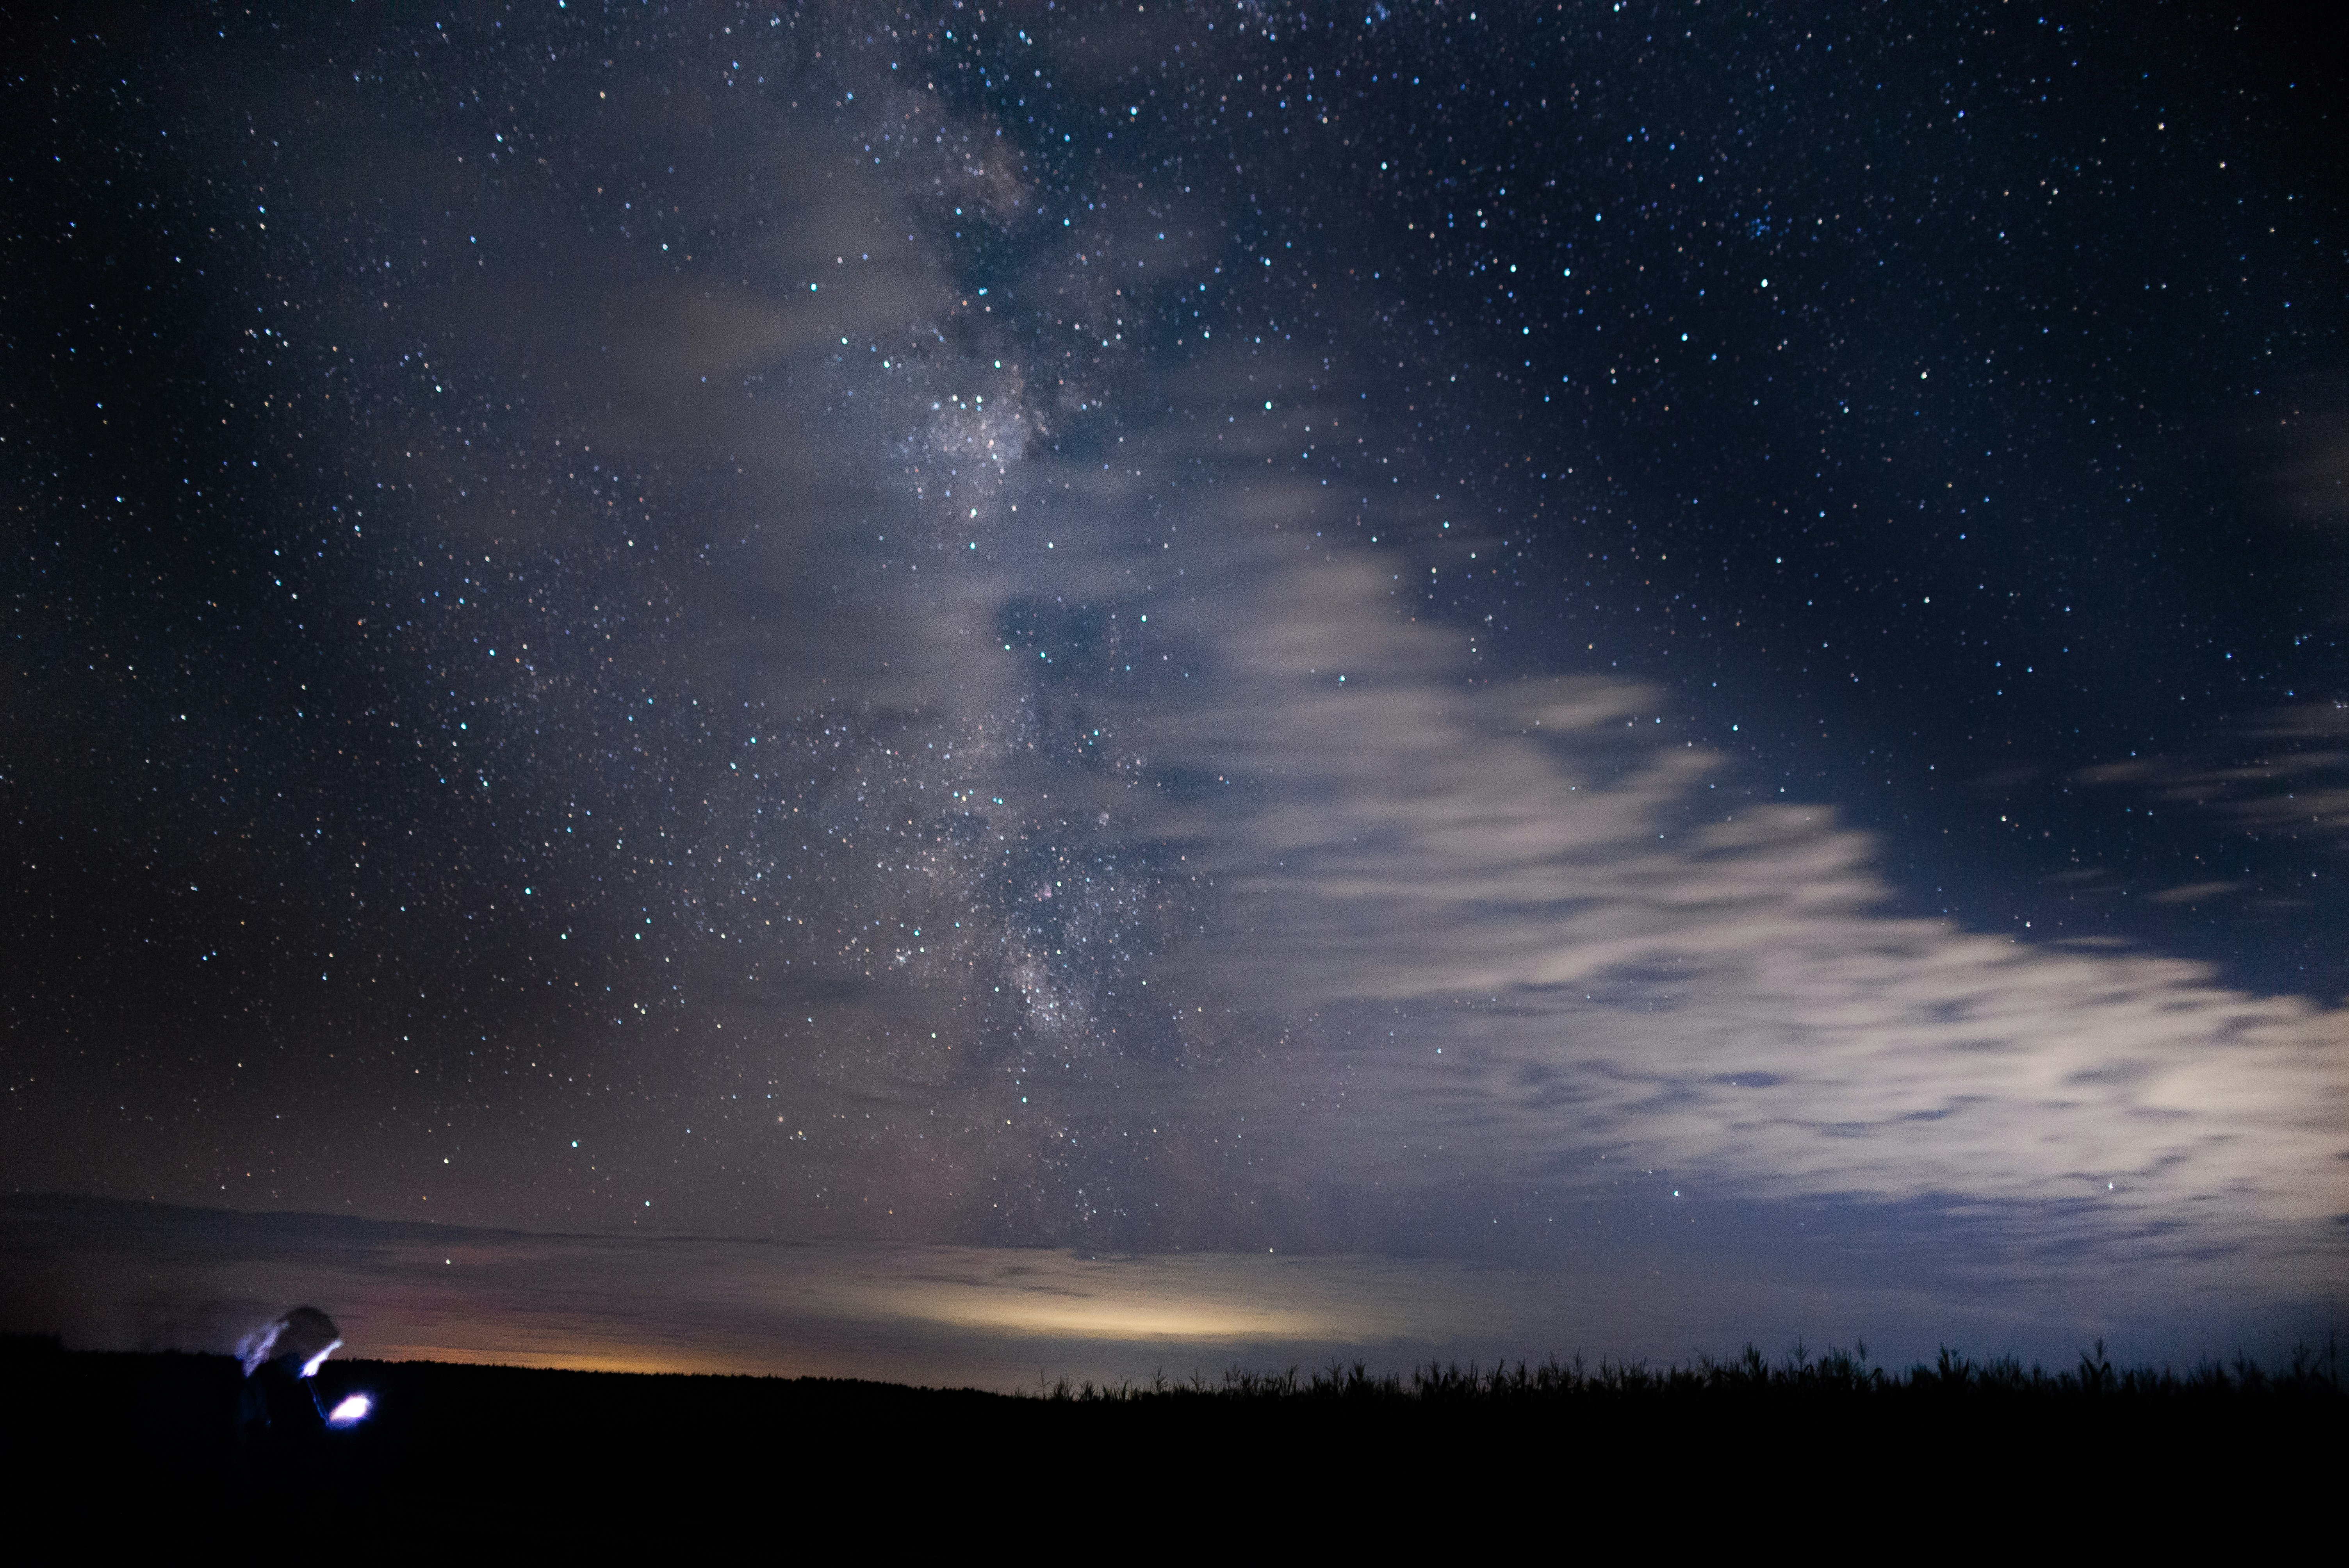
[1116, 531, 2349, 1241]
[2077, 701, 2349, 860]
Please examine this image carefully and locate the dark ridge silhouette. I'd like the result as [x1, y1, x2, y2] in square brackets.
[4, 1333, 2338, 1538]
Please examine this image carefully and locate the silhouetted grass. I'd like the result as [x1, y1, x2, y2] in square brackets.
[1023, 1336, 2348, 1408]
[4, 1331, 2339, 1538]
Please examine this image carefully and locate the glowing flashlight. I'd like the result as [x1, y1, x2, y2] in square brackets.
[325, 1394, 373, 1428]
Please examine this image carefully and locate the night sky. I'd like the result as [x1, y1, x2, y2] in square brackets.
[5, 1, 2344, 1381]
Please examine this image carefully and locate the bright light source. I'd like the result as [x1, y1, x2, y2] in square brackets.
[299, 1338, 344, 1379]
[326, 1393, 372, 1428]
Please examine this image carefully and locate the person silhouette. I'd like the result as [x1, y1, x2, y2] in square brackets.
[232, 1307, 344, 1470]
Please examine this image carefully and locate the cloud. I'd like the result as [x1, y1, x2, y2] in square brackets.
[825, 326, 2347, 1270]
[2076, 702, 2349, 856]
[606, 253, 2349, 1288]
[1112, 533, 2349, 1242]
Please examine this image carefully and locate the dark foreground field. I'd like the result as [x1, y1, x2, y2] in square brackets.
[4, 1335, 2340, 1541]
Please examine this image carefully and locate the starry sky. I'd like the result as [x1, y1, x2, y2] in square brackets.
[5, 1, 2344, 1380]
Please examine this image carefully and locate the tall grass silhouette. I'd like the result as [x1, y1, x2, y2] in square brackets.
[1025, 1336, 2345, 1408]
